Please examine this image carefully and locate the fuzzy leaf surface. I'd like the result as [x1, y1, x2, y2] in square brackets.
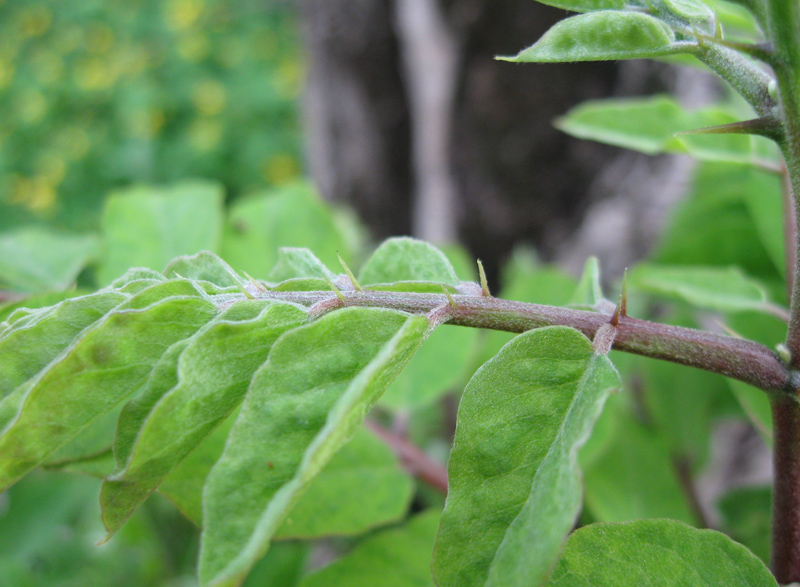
[299, 510, 440, 587]
[199, 307, 429, 587]
[433, 326, 620, 587]
[101, 300, 306, 537]
[0, 288, 217, 491]
[505, 12, 679, 63]
[547, 519, 777, 586]
[358, 237, 459, 287]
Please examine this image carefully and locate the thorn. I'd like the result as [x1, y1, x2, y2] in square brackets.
[610, 270, 628, 327]
[221, 265, 254, 299]
[477, 259, 490, 297]
[323, 274, 346, 303]
[337, 251, 362, 291]
[675, 114, 783, 141]
[441, 285, 457, 309]
[243, 271, 269, 293]
[717, 320, 745, 339]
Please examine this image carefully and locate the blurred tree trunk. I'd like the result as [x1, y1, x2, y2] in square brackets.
[297, 0, 693, 279]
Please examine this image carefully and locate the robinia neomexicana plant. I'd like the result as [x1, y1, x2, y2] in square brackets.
[5, 0, 800, 585]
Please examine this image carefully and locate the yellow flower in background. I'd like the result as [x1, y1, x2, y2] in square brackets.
[10, 175, 58, 212]
[19, 5, 51, 38]
[188, 118, 222, 151]
[166, 0, 204, 31]
[262, 154, 301, 185]
[191, 79, 227, 117]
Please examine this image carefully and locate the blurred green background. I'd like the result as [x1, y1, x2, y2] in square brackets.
[0, 0, 303, 233]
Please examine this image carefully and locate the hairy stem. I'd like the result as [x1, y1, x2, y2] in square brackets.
[230, 289, 791, 392]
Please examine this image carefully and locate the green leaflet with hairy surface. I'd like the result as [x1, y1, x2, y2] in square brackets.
[100, 300, 306, 538]
[532, 0, 630, 13]
[0, 289, 217, 491]
[504, 12, 680, 63]
[0, 291, 128, 401]
[268, 248, 337, 282]
[164, 251, 243, 287]
[433, 326, 620, 587]
[299, 509, 441, 587]
[547, 519, 777, 586]
[199, 307, 430, 587]
[358, 237, 460, 287]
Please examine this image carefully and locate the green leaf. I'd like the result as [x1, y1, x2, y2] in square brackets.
[531, 0, 630, 13]
[100, 301, 306, 538]
[269, 247, 337, 282]
[358, 237, 460, 287]
[655, 163, 783, 283]
[199, 307, 430, 587]
[0, 227, 98, 293]
[299, 510, 440, 587]
[433, 326, 620, 587]
[659, 0, 715, 24]
[275, 427, 414, 539]
[221, 182, 351, 279]
[583, 415, 697, 524]
[628, 264, 780, 314]
[547, 519, 777, 586]
[555, 96, 779, 165]
[381, 325, 479, 409]
[0, 291, 217, 491]
[717, 486, 771, 565]
[159, 423, 414, 541]
[164, 250, 244, 288]
[97, 181, 225, 286]
[0, 291, 127, 401]
[504, 12, 680, 64]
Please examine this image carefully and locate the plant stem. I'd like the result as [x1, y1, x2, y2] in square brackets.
[229, 289, 791, 392]
[771, 396, 800, 583]
[366, 419, 448, 494]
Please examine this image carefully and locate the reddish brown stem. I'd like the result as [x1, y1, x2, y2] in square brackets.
[245, 290, 791, 392]
[366, 419, 448, 494]
[771, 396, 800, 583]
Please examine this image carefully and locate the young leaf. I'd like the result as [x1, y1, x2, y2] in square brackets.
[164, 250, 245, 287]
[357, 237, 460, 287]
[199, 307, 430, 587]
[100, 301, 306, 538]
[433, 326, 620, 587]
[547, 519, 777, 586]
[97, 181, 224, 285]
[0, 293, 217, 491]
[298, 510, 441, 587]
[569, 256, 606, 309]
[504, 12, 681, 64]
[268, 247, 337, 282]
